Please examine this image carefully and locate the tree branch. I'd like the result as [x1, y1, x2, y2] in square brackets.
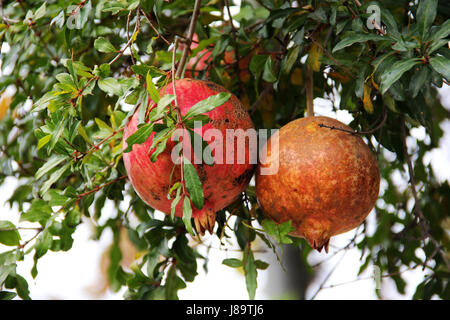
[175, 0, 202, 78]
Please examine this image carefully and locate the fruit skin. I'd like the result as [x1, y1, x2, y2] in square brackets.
[255, 116, 380, 252]
[123, 78, 255, 234]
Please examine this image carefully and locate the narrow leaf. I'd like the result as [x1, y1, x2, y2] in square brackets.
[40, 162, 71, 196]
[332, 33, 384, 53]
[184, 93, 231, 119]
[417, 0, 438, 40]
[222, 258, 243, 268]
[124, 123, 153, 153]
[0, 221, 21, 246]
[182, 197, 194, 235]
[35, 155, 67, 180]
[94, 37, 117, 53]
[429, 56, 450, 80]
[183, 158, 204, 210]
[146, 72, 160, 103]
[244, 246, 257, 300]
[380, 58, 420, 94]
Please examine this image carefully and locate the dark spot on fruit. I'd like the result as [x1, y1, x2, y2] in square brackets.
[150, 190, 161, 201]
[225, 118, 229, 123]
[205, 81, 225, 92]
[315, 196, 320, 202]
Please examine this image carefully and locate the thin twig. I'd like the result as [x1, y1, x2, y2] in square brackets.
[20, 227, 44, 249]
[321, 264, 420, 291]
[175, 0, 202, 78]
[318, 110, 387, 135]
[139, 8, 171, 45]
[126, 10, 136, 65]
[109, 10, 140, 66]
[309, 250, 348, 300]
[77, 175, 127, 199]
[75, 128, 124, 161]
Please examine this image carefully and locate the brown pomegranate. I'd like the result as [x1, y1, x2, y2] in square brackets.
[255, 116, 380, 252]
[123, 79, 255, 234]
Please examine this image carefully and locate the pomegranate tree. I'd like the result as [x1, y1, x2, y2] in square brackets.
[256, 116, 380, 252]
[123, 78, 255, 234]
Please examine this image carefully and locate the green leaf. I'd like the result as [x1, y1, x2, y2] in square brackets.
[182, 197, 194, 235]
[173, 234, 198, 281]
[0, 265, 16, 286]
[153, 94, 176, 119]
[281, 45, 300, 75]
[48, 116, 67, 153]
[98, 77, 123, 96]
[332, 33, 384, 53]
[261, 219, 294, 244]
[244, 246, 257, 300]
[429, 20, 450, 43]
[146, 72, 160, 103]
[263, 57, 277, 83]
[77, 125, 92, 144]
[65, 60, 78, 86]
[183, 93, 231, 119]
[165, 265, 186, 300]
[380, 58, 420, 94]
[183, 158, 204, 210]
[37, 134, 52, 150]
[416, 0, 438, 40]
[171, 187, 182, 220]
[93, 64, 111, 78]
[250, 55, 269, 77]
[20, 199, 52, 224]
[222, 258, 243, 268]
[150, 136, 168, 162]
[255, 260, 269, 270]
[40, 162, 72, 196]
[43, 189, 70, 207]
[409, 66, 430, 98]
[34, 2, 47, 20]
[0, 221, 21, 246]
[0, 291, 17, 300]
[56, 73, 76, 87]
[124, 123, 153, 153]
[32, 92, 56, 112]
[95, 117, 113, 133]
[35, 155, 67, 180]
[94, 37, 117, 53]
[429, 56, 450, 80]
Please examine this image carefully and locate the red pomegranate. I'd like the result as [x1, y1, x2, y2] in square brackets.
[123, 79, 255, 234]
[255, 116, 380, 252]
